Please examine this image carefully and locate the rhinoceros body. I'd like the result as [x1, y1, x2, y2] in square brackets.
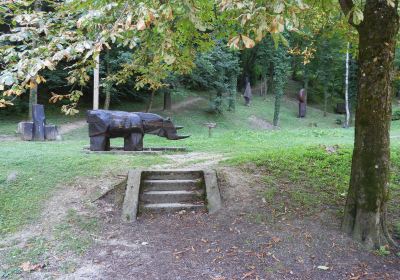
[87, 110, 188, 151]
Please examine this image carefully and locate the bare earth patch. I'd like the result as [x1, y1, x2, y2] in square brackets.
[58, 120, 87, 135]
[248, 115, 275, 130]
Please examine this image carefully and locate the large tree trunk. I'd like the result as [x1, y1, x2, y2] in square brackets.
[341, 0, 399, 249]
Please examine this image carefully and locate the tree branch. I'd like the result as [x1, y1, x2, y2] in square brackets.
[339, 0, 356, 26]
[338, 0, 354, 15]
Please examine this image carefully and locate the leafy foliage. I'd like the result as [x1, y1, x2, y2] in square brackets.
[0, 0, 310, 113]
[186, 41, 240, 113]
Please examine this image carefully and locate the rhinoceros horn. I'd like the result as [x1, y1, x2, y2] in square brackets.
[168, 134, 190, 140]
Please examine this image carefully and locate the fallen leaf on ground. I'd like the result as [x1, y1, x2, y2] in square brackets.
[20, 262, 45, 272]
[317, 265, 329, 270]
[241, 270, 255, 279]
[271, 236, 281, 243]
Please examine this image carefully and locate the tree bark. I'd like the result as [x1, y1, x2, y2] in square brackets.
[163, 91, 171, 111]
[146, 90, 155, 112]
[323, 81, 328, 117]
[93, 54, 100, 110]
[28, 78, 38, 120]
[103, 50, 111, 110]
[303, 64, 309, 93]
[28, 0, 42, 120]
[228, 74, 237, 111]
[273, 92, 281, 127]
[267, 62, 274, 95]
[341, 0, 399, 249]
[344, 42, 351, 127]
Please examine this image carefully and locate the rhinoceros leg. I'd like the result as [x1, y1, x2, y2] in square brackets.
[124, 133, 143, 151]
[105, 137, 111, 151]
[90, 135, 108, 151]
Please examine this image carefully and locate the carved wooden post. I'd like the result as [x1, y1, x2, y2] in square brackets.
[32, 104, 45, 140]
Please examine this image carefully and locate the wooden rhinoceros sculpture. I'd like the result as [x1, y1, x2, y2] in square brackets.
[87, 110, 189, 151]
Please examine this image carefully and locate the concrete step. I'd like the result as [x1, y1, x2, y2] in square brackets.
[142, 170, 203, 180]
[142, 202, 205, 213]
[140, 189, 205, 203]
[142, 179, 203, 191]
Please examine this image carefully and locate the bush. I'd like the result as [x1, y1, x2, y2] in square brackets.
[392, 110, 400, 121]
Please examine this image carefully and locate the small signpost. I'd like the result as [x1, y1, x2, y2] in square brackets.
[203, 122, 217, 138]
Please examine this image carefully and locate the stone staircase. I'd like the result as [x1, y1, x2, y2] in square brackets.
[139, 170, 206, 213]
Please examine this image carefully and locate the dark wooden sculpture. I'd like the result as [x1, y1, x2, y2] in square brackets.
[298, 88, 307, 118]
[86, 110, 189, 151]
[18, 104, 59, 141]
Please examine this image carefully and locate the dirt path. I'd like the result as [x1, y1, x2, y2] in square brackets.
[248, 115, 275, 130]
[58, 120, 87, 134]
[170, 96, 203, 111]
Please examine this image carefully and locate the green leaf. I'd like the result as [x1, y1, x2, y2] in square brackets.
[353, 8, 364, 25]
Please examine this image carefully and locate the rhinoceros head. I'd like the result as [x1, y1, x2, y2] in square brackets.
[140, 113, 189, 140]
[158, 118, 190, 140]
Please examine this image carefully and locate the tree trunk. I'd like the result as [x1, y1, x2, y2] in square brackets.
[303, 65, 309, 93]
[273, 92, 281, 127]
[267, 63, 274, 95]
[291, 58, 297, 80]
[341, 0, 399, 249]
[103, 50, 111, 110]
[28, 78, 38, 120]
[323, 81, 328, 117]
[163, 91, 171, 111]
[93, 54, 100, 110]
[28, 0, 41, 120]
[103, 87, 111, 110]
[344, 42, 351, 127]
[228, 74, 237, 111]
[146, 90, 155, 112]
